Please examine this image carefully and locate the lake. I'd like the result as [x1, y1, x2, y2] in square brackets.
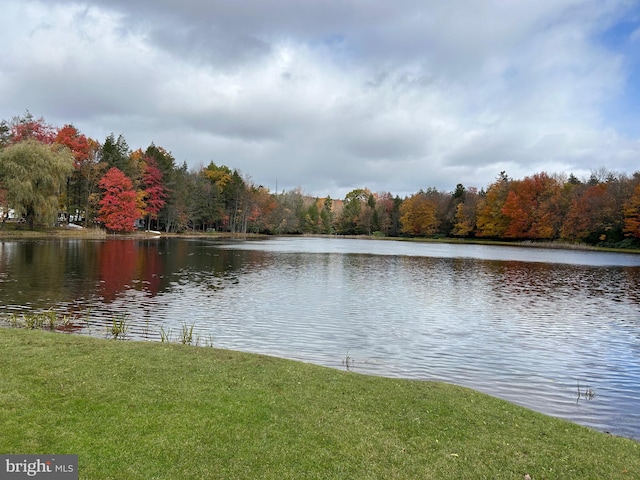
[1, 236, 639, 440]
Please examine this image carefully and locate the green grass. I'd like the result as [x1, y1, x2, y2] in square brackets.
[0, 223, 107, 238]
[1, 329, 638, 479]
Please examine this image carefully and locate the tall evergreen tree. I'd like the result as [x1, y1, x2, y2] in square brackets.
[101, 134, 133, 178]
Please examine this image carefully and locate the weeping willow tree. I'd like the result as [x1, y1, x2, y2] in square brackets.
[0, 139, 74, 229]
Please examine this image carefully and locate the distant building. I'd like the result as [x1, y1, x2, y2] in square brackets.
[0, 208, 16, 220]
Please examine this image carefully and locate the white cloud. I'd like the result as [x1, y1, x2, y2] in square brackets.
[1, 0, 638, 199]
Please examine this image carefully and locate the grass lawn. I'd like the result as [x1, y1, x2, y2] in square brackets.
[0, 223, 106, 238]
[0, 328, 637, 479]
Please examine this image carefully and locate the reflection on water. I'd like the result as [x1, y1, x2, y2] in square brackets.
[1, 236, 639, 440]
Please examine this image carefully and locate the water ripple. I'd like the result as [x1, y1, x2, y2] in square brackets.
[1, 237, 639, 440]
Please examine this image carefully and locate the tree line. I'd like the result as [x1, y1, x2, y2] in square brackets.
[1, 112, 639, 247]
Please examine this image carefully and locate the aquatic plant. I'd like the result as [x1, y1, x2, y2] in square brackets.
[108, 314, 129, 339]
[577, 379, 596, 404]
[8, 313, 20, 328]
[61, 314, 72, 327]
[159, 326, 172, 343]
[342, 349, 355, 370]
[180, 322, 194, 345]
[43, 309, 57, 329]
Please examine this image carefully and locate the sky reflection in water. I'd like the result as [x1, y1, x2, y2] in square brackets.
[1, 236, 639, 440]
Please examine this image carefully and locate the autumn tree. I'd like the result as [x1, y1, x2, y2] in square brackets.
[606, 172, 636, 243]
[201, 162, 234, 231]
[128, 148, 146, 181]
[97, 167, 142, 233]
[141, 157, 166, 230]
[561, 172, 630, 244]
[562, 183, 614, 242]
[245, 185, 277, 233]
[500, 172, 563, 239]
[447, 183, 467, 234]
[7, 111, 57, 145]
[476, 172, 511, 238]
[428, 188, 453, 236]
[399, 191, 439, 236]
[187, 163, 250, 233]
[144, 144, 176, 230]
[451, 187, 480, 237]
[623, 183, 640, 238]
[75, 138, 106, 226]
[54, 125, 93, 222]
[339, 188, 370, 234]
[0, 140, 74, 229]
[55, 125, 90, 166]
[271, 188, 305, 234]
[358, 193, 377, 234]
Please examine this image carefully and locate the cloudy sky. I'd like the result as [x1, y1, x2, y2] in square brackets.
[2, 0, 639, 198]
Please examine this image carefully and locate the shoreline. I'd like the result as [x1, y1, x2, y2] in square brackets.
[1, 327, 638, 479]
[1, 225, 639, 254]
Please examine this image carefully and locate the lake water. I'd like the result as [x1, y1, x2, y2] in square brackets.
[1, 236, 639, 440]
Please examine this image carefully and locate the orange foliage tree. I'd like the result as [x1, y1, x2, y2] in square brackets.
[561, 183, 619, 242]
[54, 125, 90, 167]
[501, 172, 563, 239]
[475, 172, 511, 238]
[623, 183, 640, 238]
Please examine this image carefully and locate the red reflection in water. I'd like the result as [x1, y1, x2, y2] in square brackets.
[98, 240, 138, 302]
[139, 242, 162, 297]
[56, 322, 84, 333]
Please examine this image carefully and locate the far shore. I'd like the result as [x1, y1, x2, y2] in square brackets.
[2, 223, 639, 254]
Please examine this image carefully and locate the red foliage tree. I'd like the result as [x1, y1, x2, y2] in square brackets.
[10, 113, 56, 144]
[54, 125, 90, 168]
[97, 167, 142, 233]
[245, 185, 277, 233]
[141, 157, 166, 229]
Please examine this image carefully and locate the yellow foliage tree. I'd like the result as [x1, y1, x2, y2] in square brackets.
[475, 172, 511, 237]
[400, 193, 439, 236]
